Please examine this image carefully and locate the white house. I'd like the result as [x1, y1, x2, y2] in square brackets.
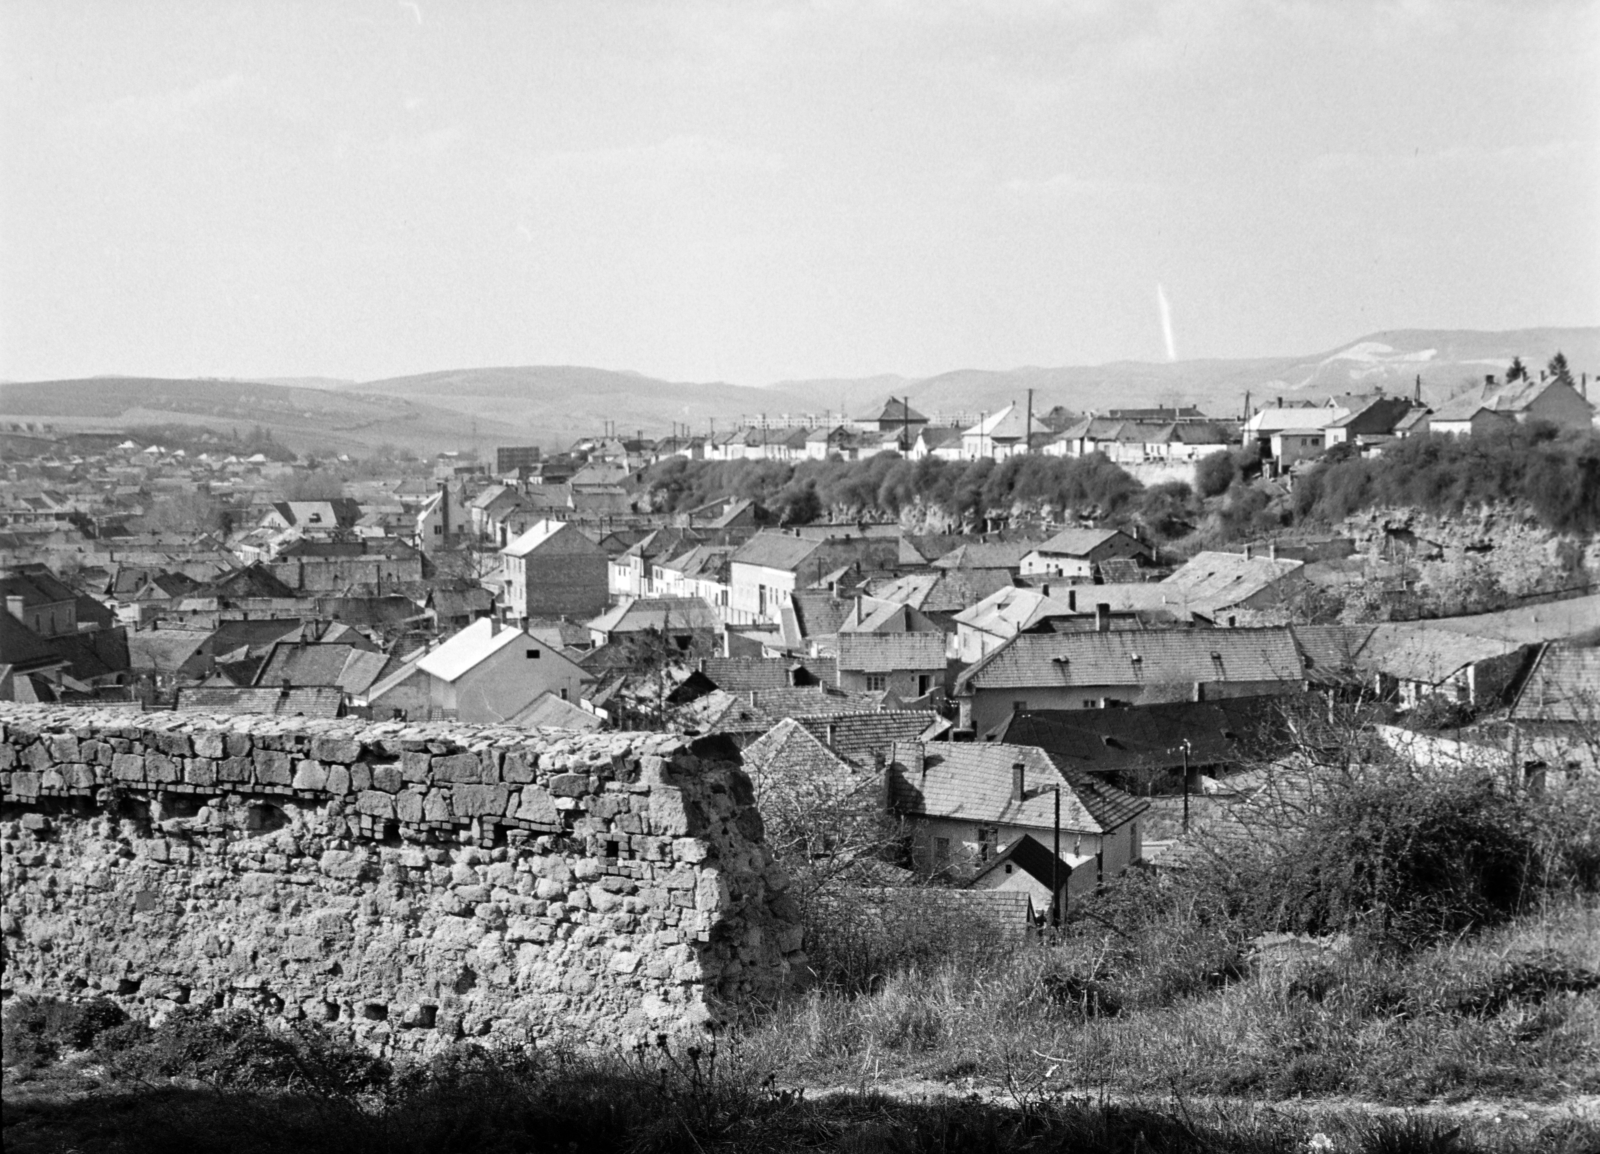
[365, 617, 589, 723]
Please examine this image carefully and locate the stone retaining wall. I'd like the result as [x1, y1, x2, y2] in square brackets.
[0, 705, 801, 1053]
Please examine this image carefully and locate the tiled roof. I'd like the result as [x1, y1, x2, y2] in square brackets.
[836, 631, 947, 672]
[699, 655, 837, 691]
[1160, 551, 1304, 611]
[956, 628, 1305, 693]
[417, 618, 528, 681]
[729, 531, 821, 571]
[1359, 626, 1527, 685]
[174, 685, 345, 718]
[1510, 645, 1600, 722]
[796, 710, 948, 765]
[933, 541, 1039, 571]
[952, 586, 1078, 636]
[970, 834, 1092, 891]
[742, 718, 859, 784]
[1029, 527, 1126, 557]
[127, 629, 210, 675]
[997, 695, 1295, 775]
[887, 741, 1148, 834]
[506, 691, 602, 730]
[587, 597, 722, 636]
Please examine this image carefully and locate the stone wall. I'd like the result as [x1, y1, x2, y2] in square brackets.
[0, 705, 801, 1054]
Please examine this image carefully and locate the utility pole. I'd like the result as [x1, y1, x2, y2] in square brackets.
[1025, 388, 1033, 454]
[1181, 740, 1192, 833]
[1052, 784, 1061, 928]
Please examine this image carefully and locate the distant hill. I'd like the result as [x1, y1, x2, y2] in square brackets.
[0, 377, 528, 458]
[346, 365, 822, 443]
[3, 328, 1593, 456]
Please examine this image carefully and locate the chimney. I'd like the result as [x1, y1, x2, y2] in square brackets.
[1243, 543, 1253, 560]
[1012, 761, 1026, 802]
[748, 689, 756, 706]
[826, 721, 837, 747]
[1041, 582, 1050, 599]
[280, 678, 291, 694]
[1095, 603, 1110, 632]
[490, 617, 501, 636]
[1485, 374, 1496, 387]
[1268, 542, 1278, 562]
[1067, 589, 1077, 612]
[1414, 374, 1422, 404]
[1276, 396, 1282, 408]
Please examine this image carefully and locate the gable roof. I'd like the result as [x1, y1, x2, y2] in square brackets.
[1509, 644, 1600, 723]
[933, 540, 1039, 571]
[1160, 551, 1304, 612]
[956, 628, 1305, 693]
[174, 685, 345, 718]
[729, 531, 823, 571]
[587, 596, 722, 636]
[506, 690, 603, 730]
[417, 618, 532, 681]
[698, 654, 838, 691]
[742, 717, 860, 782]
[997, 695, 1295, 775]
[503, 518, 602, 558]
[1029, 527, 1134, 557]
[887, 740, 1148, 834]
[795, 709, 950, 766]
[970, 833, 1093, 891]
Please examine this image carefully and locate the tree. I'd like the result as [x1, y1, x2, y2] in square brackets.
[1549, 351, 1574, 387]
[1195, 450, 1238, 498]
[1506, 356, 1528, 383]
[133, 490, 226, 536]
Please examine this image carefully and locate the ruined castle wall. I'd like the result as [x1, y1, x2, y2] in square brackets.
[0, 705, 801, 1054]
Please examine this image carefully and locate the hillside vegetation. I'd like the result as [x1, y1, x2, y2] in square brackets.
[643, 427, 1600, 541]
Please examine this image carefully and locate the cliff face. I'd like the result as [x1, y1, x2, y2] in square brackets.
[0, 707, 801, 1054]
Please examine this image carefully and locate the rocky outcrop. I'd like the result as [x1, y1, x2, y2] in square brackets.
[0, 706, 801, 1053]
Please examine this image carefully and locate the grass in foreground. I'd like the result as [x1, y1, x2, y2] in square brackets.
[747, 900, 1600, 1104]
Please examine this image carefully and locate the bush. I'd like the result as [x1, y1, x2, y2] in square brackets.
[2, 996, 129, 1073]
[1196, 450, 1238, 497]
[1200, 771, 1542, 946]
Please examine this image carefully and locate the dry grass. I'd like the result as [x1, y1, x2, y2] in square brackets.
[743, 899, 1600, 1104]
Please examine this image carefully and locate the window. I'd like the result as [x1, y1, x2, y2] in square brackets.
[559, 687, 569, 701]
[976, 827, 998, 862]
[525, 648, 541, 659]
[917, 674, 932, 697]
[1083, 699, 1098, 709]
[866, 673, 887, 692]
[433, 525, 442, 535]
[934, 837, 951, 865]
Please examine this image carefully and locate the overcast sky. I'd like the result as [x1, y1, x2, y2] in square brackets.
[3, 0, 1596, 385]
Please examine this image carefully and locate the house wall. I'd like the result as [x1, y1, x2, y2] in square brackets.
[969, 856, 1096, 908]
[0, 706, 801, 1053]
[508, 532, 610, 621]
[837, 666, 941, 699]
[727, 562, 798, 627]
[365, 666, 431, 720]
[1522, 382, 1595, 432]
[908, 816, 1139, 888]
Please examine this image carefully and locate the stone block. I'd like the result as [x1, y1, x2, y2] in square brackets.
[401, 751, 431, 782]
[193, 732, 226, 759]
[355, 791, 395, 819]
[311, 736, 361, 764]
[145, 752, 179, 784]
[433, 752, 480, 783]
[515, 786, 559, 827]
[326, 765, 352, 795]
[454, 784, 508, 817]
[423, 789, 452, 822]
[649, 788, 707, 837]
[350, 763, 372, 792]
[254, 749, 292, 785]
[184, 758, 218, 787]
[11, 770, 40, 800]
[111, 752, 145, 782]
[224, 732, 252, 758]
[319, 849, 367, 879]
[372, 765, 404, 794]
[153, 731, 193, 757]
[218, 756, 253, 783]
[502, 750, 538, 783]
[48, 735, 80, 762]
[395, 790, 425, 823]
[548, 772, 588, 798]
[293, 759, 329, 791]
